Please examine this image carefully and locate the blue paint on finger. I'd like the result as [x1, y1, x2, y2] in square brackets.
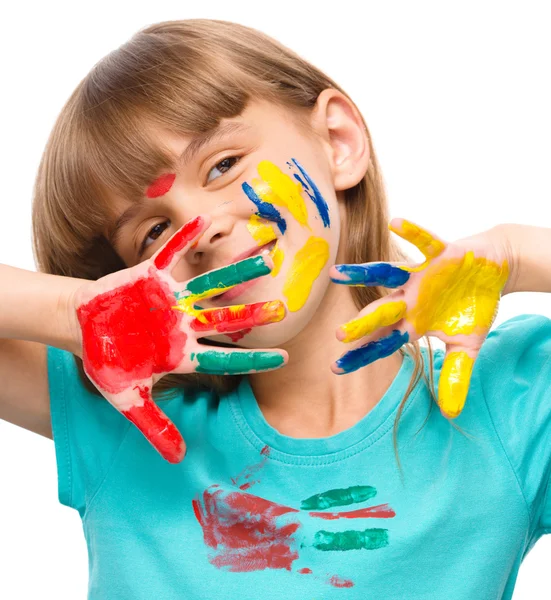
[332, 263, 410, 288]
[336, 329, 409, 374]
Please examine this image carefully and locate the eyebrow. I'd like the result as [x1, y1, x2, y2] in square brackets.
[107, 121, 252, 249]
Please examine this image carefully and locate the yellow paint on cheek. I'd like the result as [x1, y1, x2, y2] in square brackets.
[407, 251, 509, 336]
[283, 236, 329, 312]
[340, 300, 408, 343]
[438, 351, 475, 418]
[247, 214, 277, 246]
[269, 242, 284, 278]
[252, 160, 310, 228]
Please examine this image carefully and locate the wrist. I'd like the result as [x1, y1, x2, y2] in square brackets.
[489, 224, 520, 296]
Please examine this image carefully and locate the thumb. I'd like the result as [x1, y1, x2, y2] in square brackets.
[438, 345, 478, 418]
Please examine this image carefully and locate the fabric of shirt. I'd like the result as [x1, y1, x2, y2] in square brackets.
[47, 313, 551, 600]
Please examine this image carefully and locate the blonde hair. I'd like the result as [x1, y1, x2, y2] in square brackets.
[31, 18, 461, 474]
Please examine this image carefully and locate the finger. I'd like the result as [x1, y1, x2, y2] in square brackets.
[190, 300, 286, 335]
[152, 215, 210, 272]
[180, 254, 274, 301]
[330, 262, 411, 288]
[190, 347, 288, 374]
[338, 299, 408, 343]
[388, 218, 447, 262]
[437, 346, 477, 418]
[332, 327, 409, 375]
[100, 378, 186, 463]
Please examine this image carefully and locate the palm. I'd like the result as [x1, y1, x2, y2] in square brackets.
[73, 216, 286, 463]
[330, 218, 510, 418]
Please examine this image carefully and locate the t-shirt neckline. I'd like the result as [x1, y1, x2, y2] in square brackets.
[228, 349, 425, 465]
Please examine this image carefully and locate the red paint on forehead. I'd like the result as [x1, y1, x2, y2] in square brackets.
[146, 172, 176, 198]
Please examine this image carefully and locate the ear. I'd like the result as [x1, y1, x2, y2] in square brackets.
[309, 88, 370, 192]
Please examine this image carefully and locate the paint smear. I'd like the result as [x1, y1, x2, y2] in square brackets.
[246, 214, 278, 247]
[313, 528, 389, 551]
[438, 351, 475, 418]
[190, 301, 284, 334]
[332, 262, 410, 288]
[283, 236, 329, 311]
[269, 242, 284, 277]
[252, 161, 309, 228]
[301, 485, 378, 510]
[231, 445, 270, 490]
[289, 158, 330, 227]
[242, 181, 287, 234]
[145, 172, 176, 198]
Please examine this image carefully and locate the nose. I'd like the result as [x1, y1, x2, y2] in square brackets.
[186, 216, 233, 265]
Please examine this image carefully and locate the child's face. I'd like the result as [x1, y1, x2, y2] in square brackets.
[109, 98, 344, 349]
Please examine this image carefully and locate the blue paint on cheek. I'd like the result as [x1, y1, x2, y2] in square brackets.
[336, 329, 409, 374]
[333, 263, 410, 288]
[242, 182, 287, 234]
[288, 158, 331, 227]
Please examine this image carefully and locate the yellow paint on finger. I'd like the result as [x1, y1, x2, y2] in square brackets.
[283, 236, 329, 311]
[389, 219, 446, 260]
[340, 300, 407, 343]
[407, 251, 509, 336]
[252, 160, 310, 229]
[438, 351, 475, 418]
[247, 214, 278, 246]
[269, 242, 284, 277]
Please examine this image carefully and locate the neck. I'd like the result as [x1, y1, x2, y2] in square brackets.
[248, 281, 403, 438]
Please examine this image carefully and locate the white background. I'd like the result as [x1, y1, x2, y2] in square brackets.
[1, 1, 550, 598]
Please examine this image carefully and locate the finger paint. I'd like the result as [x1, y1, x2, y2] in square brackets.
[190, 301, 285, 334]
[191, 350, 285, 374]
[289, 158, 330, 227]
[438, 350, 475, 418]
[407, 252, 509, 336]
[340, 300, 408, 343]
[312, 528, 389, 551]
[252, 161, 309, 228]
[283, 236, 330, 311]
[300, 485, 377, 510]
[153, 216, 205, 270]
[145, 172, 176, 198]
[389, 219, 446, 268]
[332, 263, 410, 288]
[335, 329, 409, 374]
[183, 255, 271, 297]
[242, 181, 287, 234]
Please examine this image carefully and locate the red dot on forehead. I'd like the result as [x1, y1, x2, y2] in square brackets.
[145, 173, 176, 198]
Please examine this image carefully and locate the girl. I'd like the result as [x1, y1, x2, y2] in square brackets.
[2, 17, 551, 599]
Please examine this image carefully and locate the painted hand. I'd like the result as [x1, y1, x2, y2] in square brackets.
[330, 218, 511, 418]
[72, 215, 287, 463]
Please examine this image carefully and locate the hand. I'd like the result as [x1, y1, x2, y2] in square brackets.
[72, 215, 287, 463]
[330, 218, 511, 418]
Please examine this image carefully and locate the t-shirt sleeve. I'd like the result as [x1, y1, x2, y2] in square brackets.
[47, 345, 131, 517]
[475, 313, 551, 534]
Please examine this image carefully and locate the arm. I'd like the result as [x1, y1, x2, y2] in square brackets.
[0, 263, 85, 438]
[495, 224, 551, 295]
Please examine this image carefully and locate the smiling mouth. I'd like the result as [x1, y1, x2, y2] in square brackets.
[210, 239, 278, 303]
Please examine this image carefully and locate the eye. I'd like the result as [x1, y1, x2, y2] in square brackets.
[139, 220, 170, 257]
[206, 156, 241, 184]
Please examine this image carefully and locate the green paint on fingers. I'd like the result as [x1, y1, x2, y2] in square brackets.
[300, 485, 377, 510]
[194, 350, 285, 374]
[313, 528, 389, 551]
[186, 255, 271, 296]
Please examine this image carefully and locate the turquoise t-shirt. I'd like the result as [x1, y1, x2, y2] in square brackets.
[47, 313, 551, 599]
